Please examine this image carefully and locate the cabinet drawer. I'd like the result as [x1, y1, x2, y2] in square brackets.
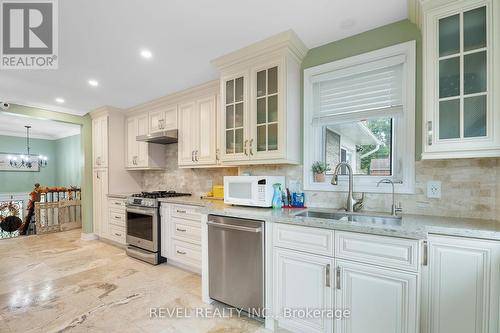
[274, 223, 335, 257]
[108, 225, 126, 244]
[172, 218, 201, 244]
[335, 231, 420, 272]
[171, 204, 202, 221]
[170, 239, 201, 268]
[109, 211, 125, 227]
[108, 199, 126, 209]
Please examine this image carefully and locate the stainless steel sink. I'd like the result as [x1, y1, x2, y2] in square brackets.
[349, 214, 401, 226]
[295, 210, 402, 226]
[294, 211, 348, 220]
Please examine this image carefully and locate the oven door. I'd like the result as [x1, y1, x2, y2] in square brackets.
[126, 206, 158, 252]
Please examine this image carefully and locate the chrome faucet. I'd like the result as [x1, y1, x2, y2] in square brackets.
[376, 178, 403, 216]
[331, 162, 363, 212]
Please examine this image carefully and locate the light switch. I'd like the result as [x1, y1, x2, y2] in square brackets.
[427, 181, 441, 199]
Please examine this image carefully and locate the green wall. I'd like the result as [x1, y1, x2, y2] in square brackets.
[0, 135, 57, 192]
[1, 105, 93, 234]
[302, 19, 422, 158]
[0, 134, 82, 192]
[54, 134, 82, 187]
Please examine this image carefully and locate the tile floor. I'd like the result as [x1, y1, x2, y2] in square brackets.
[0, 229, 265, 332]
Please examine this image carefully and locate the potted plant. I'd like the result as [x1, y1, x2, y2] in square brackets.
[312, 161, 330, 182]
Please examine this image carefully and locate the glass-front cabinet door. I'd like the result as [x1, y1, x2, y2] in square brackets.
[251, 63, 283, 159]
[221, 73, 249, 161]
[423, 0, 500, 159]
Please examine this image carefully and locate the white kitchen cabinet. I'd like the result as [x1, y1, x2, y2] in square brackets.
[90, 107, 141, 240]
[422, 0, 500, 159]
[149, 104, 177, 133]
[92, 168, 108, 238]
[178, 95, 218, 167]
[421, 234, 500, 333]
[126, 113, 166, 170]
[92, 116, 108, 168]
[107, 197, 126, 245]
[212, 30, 307, 165]
[160, 203, 202, 273]
[335, 259, 418, 333]
[274, 247, 334, 333]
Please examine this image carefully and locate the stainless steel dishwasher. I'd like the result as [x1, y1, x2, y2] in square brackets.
[208, 214, 265, 314]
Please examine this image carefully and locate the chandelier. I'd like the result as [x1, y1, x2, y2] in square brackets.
[8, 126, 48, 169]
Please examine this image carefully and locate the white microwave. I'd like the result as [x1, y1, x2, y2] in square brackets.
[224, 176, 286, 207]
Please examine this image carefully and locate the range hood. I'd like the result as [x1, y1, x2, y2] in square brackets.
[136, 129, 178, 144]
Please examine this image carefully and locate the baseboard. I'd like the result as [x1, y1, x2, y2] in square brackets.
[80, 232, 98, 241]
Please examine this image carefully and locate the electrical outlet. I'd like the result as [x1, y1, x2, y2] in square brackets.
[427, 181, 441, 199]
[206, 179, 213, 189]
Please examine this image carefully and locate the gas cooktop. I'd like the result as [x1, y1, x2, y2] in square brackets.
[127, 191, 191, 208]
[131, 191, 192, 199]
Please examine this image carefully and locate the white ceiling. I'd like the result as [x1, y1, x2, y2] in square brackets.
[0, 112, 81, 140]
[0, 0, 408, 116]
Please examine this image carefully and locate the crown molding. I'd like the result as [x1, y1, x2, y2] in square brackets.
[211, 29, 309, 71]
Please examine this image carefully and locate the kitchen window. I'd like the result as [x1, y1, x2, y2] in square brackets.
[303, 41, 416, 193]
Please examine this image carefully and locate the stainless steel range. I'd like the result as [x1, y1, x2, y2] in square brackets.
[125, 191, 191, 265]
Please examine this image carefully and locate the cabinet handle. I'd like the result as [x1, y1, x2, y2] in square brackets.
[96, 171, 100, 179]
[336, 266, 341, 290]
[176, 228, 187, 232]
[176, 209, 186, 214]
[195, 150, 199, 162]
[176, 250, 186, 255]
[244, 140, 249, 156]
[326, 264, 331, 287]
[216, 148, 220, 161]
[114, 215, 121, 219]
[114, 202, 122, 206]
[114, 232, 121, 237]
[423, 240, 428, 266]
[160, 119, 164, 129]
[249, 139, 254, 156]
[427, 121, 433, 146]
[191, 151, 194, 162]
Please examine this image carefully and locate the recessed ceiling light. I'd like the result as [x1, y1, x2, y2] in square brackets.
[88, 79, 99, 87]
[140, 49, 153, 59]
[55, 97, 65, 103]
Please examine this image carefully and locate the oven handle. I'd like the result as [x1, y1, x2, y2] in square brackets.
[126, 207, 156, 216]
[207, 221, 262, 233]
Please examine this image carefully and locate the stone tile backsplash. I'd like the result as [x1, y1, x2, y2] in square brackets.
[141, 145, 500, 220]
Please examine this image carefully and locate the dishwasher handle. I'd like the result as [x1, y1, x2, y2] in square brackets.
[207, 220, 262, 233]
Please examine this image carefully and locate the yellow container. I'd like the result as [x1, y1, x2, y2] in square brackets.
[213, 185, 224, 199]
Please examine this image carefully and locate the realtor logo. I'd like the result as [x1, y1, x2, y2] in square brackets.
[0, 0, 58, 69]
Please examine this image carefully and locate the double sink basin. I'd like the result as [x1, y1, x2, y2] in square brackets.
[294, 210, 402, 226]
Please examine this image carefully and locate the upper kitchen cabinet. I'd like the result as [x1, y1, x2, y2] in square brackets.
[126, 113, 166, 170]
[149, 104, 177, 134]
[178, 95, 218, 167]
[212, 30, 308, 165]
[422, 0, 500, 159]
[92, 115, 108, 168]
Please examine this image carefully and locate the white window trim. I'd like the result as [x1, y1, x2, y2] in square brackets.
[303, 40, 416, 194]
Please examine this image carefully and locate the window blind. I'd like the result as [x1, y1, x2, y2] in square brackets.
[313, 61, 404, 122]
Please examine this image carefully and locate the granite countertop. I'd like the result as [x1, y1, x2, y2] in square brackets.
[157, 196, 500, 241]
[107, 193, 134, 199]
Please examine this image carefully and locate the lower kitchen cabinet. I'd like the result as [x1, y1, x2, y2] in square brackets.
[274, 247, 334, 333]
[271, 224, 420, 333]
[92, 168, 108, 238]
[335, 260, 418, 333]
[421, 235, 500, 333]
[160, 203, 202, 273]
